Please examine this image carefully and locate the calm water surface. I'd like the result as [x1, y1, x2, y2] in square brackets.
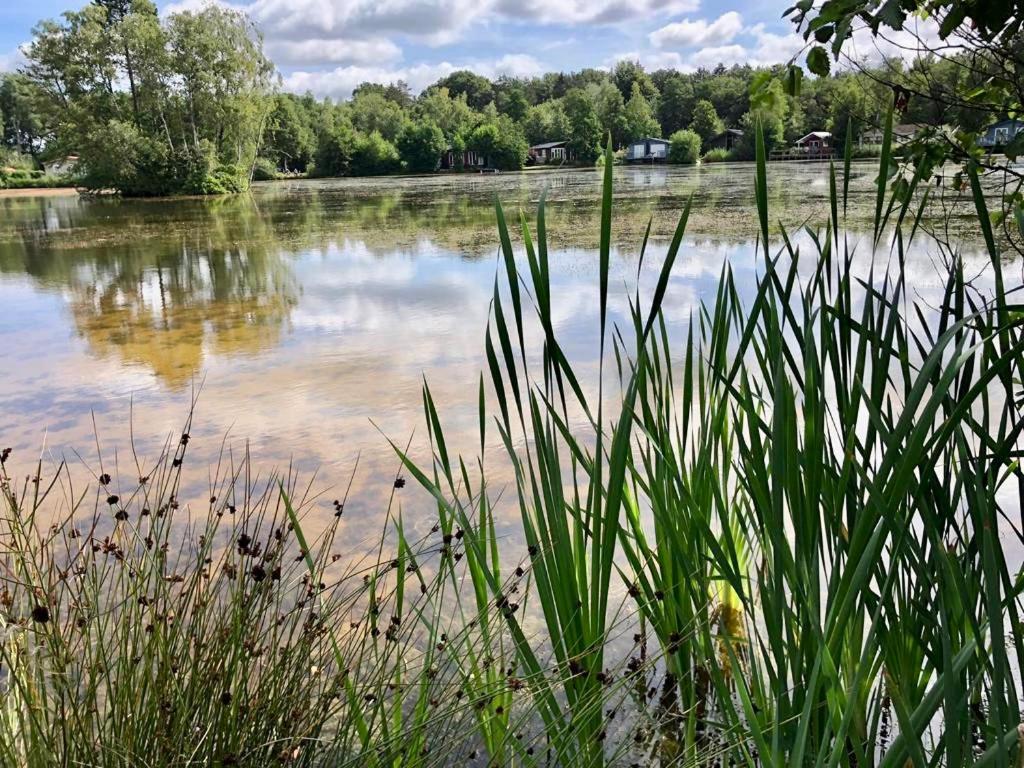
[0, 162, 998, 543]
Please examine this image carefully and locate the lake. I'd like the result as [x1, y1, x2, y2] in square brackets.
[0, 161, 996, 544]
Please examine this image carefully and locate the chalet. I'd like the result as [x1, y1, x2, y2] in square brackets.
[43, 154, 79, 177]
[978, 119, 1024, 148]
[529, 140, 574, 164]
[707, 129, 743, 152]
[626, 137, 669, 163]
[439, 147, 489, 170]
[795, 132, 832, 151]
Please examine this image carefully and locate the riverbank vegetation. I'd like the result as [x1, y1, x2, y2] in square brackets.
[2, 116, 1022, 764]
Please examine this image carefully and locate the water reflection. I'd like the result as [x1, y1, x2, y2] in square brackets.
[0, 163, 994, 541]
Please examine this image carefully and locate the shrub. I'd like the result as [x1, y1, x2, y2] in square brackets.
[702, 147, 733, 163]
[251, 156, 280, 181]
[312, 121, 357, 177]
[467, 117, 528, 171]
[668, 129, 702, 164]
[350, 131, 401, 176]
[397, 121, 447, 173]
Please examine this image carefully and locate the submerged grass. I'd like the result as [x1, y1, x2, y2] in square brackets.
[2, 110, 1023, 766]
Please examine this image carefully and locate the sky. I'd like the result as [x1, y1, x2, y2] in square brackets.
[0, 0, 923, 100]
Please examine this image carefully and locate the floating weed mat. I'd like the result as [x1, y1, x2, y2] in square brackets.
[3, 111, 1024, 767]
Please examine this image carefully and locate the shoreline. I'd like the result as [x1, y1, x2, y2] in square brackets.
[0, 186, 78, 198]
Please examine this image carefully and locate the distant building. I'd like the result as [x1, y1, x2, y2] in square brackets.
[529, 140, 574, 164]
[860, 123, 924, 146]
[978, 119, 1024, 148]
[794, 132, 832, 151]
[626, 137, 669, 162]
[707, 129, 743, 151]
[43, 154, 79, 177]
[439, 148, 488, 170]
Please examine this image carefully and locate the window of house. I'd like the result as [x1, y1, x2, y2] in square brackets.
[996, 127, 1010, 144]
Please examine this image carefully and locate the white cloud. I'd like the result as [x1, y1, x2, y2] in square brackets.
[282, 53, 545, 99]
[687, 43, 748, 68]
[649, 11, 743, 49]
[266, 37, 402, 66]
[0, 45, 27, 73]
[842, 18, 947, 66]
[491, 0, 699, 25]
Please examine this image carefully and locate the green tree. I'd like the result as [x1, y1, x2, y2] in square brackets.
[668, 129, 701, 164]
[432, 70, 495, 110]
[612, 60, 658, 105]
[689, 99, 724, 143]
[590, 81, 627, 148]
[467, 116, 528, 170]
[623, 81, 660, 140]
[264, 94, 316, 172]
[350, 130, 400, 176]
[734, 110, 786, 160]
[564, 88, 602, 163]
[0, 74, 47, 157]
[397, 121, 446, 172]
[658, 75, 695, 136]
[24, 1, 274, 195]
[415, 87, 476, 141]
[350, 90, 408, 143]
[312, 117, 356, 177]
[523, 101, 570, 145]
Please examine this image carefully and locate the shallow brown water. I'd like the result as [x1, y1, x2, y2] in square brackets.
[0, 161, 999, 545]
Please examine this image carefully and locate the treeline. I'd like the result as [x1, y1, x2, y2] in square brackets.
[257, 54, 980, 177]
[0, 0, 991, 192]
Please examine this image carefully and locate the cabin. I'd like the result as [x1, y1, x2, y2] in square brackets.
[439, 147, 489, 170]
[978, 119, 1024, 148]
[626, 137, 669, 163]
[795, 132, 832, 151]
[43, 154, 79, 177]
[860, 123, 923, 146]
[529, 140, 574, 164]
[707, 129, 743, 152]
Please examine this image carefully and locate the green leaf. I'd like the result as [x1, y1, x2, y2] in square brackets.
[807, 46, 831, 76]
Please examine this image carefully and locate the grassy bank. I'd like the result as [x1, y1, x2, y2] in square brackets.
[1, 116, 1022, 766]
[0, 168, 73, 190]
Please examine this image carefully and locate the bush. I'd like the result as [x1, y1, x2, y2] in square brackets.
[668, 129, 702, 164]
[397, 121, 446, 173]
[251, 157, 280, 181]
[467, 118, 528, 171]
[702, 147, 733, 163]
[350, 131, 401, 176]
[312, 122, 357, 177]
[76, 122, 249, 196]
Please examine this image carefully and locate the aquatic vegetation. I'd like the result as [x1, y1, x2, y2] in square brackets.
[1, 116, 1022, 766]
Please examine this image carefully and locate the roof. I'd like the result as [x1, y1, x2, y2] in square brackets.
[629, 137, 669, 144]
[986, 118, 1024, 129]
[796, 131, 831, 143]
[713, 129, 743, 138]
[530, 141, 567, 150]
[863, 123, 925, 136]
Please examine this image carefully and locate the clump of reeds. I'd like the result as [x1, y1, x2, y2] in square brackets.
[401, 109, 1024, 766]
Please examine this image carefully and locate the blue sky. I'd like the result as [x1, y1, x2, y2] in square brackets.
[1, 0, 811, 98]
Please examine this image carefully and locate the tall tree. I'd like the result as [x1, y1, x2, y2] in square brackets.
[563, 88, 601, 163]
[623, 81, 660, 140]
[689, 99, 724, 143]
